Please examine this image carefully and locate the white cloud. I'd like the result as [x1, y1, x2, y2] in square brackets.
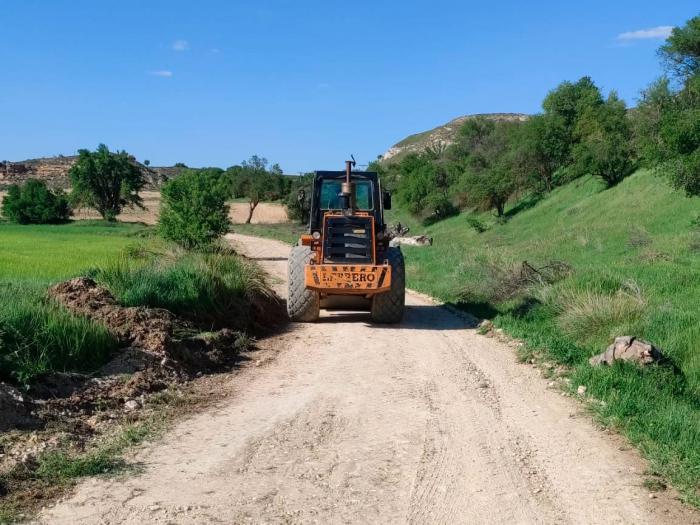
[150, 70, 173, 78]
[617, 26, 673, 41]
[172, 39, 189, 51]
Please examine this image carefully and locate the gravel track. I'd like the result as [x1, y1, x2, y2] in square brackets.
[38, 234, 700, 525]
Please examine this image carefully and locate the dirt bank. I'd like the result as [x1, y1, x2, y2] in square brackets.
[37, 234, 700, 524]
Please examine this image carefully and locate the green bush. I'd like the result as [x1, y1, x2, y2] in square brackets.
[1, 179, 71, 224]
[90, 246, 271, 329]
[0, 283, 117, 385]
[158, 170, 231, 249]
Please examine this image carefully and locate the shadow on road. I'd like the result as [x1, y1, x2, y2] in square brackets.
[315, 304, 476, 331]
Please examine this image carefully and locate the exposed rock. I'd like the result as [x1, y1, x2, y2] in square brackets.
[577, 385, 587, 396]
[389, 235, 433, 247]
[123, 399, 140, 412]
[589, 336, 663, 367]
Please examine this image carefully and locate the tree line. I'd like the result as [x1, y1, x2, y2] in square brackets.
[372, 15, 700, 223]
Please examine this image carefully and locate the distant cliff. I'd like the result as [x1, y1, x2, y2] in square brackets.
[0, 156, 187, 190]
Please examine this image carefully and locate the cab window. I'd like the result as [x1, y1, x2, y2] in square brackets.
[319, 180, 373, 210]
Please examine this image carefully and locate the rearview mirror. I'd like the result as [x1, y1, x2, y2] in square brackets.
[383, 191, 392, 210]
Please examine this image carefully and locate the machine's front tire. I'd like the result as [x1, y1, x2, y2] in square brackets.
[287, 245, 320, 322]
[371, 247, 405, 323]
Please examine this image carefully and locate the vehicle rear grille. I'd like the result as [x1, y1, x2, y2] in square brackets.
[323, 216, 373, 264]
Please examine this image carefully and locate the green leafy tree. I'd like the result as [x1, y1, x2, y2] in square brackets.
[397, 154, 455, 218]
[158, 169, 231, 249]
[634, 16, 700, 196]
[457, 119, 520, 216]
[69, 144, 145, 221]
[572, 92, 636, 187]
[539, 77, 604, 178]
[511, 113, 569, 193]
[660, 16, 700, 80]
[1, 179, 71, 224]
[236, 155, 283, 223]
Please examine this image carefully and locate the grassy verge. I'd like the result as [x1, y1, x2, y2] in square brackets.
[88, 244, 272, 330]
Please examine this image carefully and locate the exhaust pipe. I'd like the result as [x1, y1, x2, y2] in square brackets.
[341, 157, 356, 213]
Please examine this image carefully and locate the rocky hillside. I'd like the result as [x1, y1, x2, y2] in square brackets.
[0, 156, 187, 190]
[381, 113, 529, 164]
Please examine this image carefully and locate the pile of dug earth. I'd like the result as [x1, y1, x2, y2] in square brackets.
[0, 276, 282, 490]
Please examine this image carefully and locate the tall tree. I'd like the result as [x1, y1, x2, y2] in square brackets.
[660, 15, 700, 81]
[69, 144, 145, 221]
[573, 92, 636, 187]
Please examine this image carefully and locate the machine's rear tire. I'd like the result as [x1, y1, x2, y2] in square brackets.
[287, 245, 320, 322]
[371, 247, 405, 324]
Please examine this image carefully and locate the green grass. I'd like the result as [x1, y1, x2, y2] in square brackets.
[88, 244, 272, 329]
[0, 221, 148, 384]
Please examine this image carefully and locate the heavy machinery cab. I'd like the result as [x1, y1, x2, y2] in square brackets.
[305, 170, 391, 265]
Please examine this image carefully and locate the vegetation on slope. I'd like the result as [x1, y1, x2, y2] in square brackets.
[386, 169, 700, 503]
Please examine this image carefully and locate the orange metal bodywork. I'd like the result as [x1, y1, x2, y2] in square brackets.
[302, 212, 392, 296]
[304, 264, 392, 295]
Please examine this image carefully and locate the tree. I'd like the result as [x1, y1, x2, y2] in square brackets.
[235, 155, 281, 223]
[660, 16, 700, 81]
[144, 159, 151, 167]
[539, 77, 604, 179]
[68, 144, 145, 221]
[572, 92, 636, 187]
[634, 16, 700, 196]
[457, 119, 520, 216]
[511, 113, 569, 193]
[158, 169, 231, 249]
[284, 172, 314, 224]
[1, 179, 71, 224]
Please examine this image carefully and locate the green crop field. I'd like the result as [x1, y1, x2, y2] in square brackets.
[0, 221, 149, 384]
[0, 220, 148, 282]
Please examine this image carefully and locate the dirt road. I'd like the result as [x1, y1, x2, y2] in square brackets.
[39, 234, 699, 524]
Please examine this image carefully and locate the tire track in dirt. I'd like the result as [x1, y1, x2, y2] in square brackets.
[36, 234, 700, 525]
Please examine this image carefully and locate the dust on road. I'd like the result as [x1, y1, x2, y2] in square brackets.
[38, 234, 699, 524]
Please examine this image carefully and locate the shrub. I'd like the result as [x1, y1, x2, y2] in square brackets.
[466, 216, 487, 233]
[158, 170, 231, 249]
[422, 194, 458, 225]
[547, 280, 647, 345]
[1, 179, 71, 224]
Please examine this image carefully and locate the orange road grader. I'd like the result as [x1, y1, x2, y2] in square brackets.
[287, 159, 405, 323]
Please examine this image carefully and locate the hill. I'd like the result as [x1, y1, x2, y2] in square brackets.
[381, 112, 529, 163]
[0, 156, 188, 190]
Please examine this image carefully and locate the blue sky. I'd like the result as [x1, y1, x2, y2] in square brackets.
[0, 1, 697, 173]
